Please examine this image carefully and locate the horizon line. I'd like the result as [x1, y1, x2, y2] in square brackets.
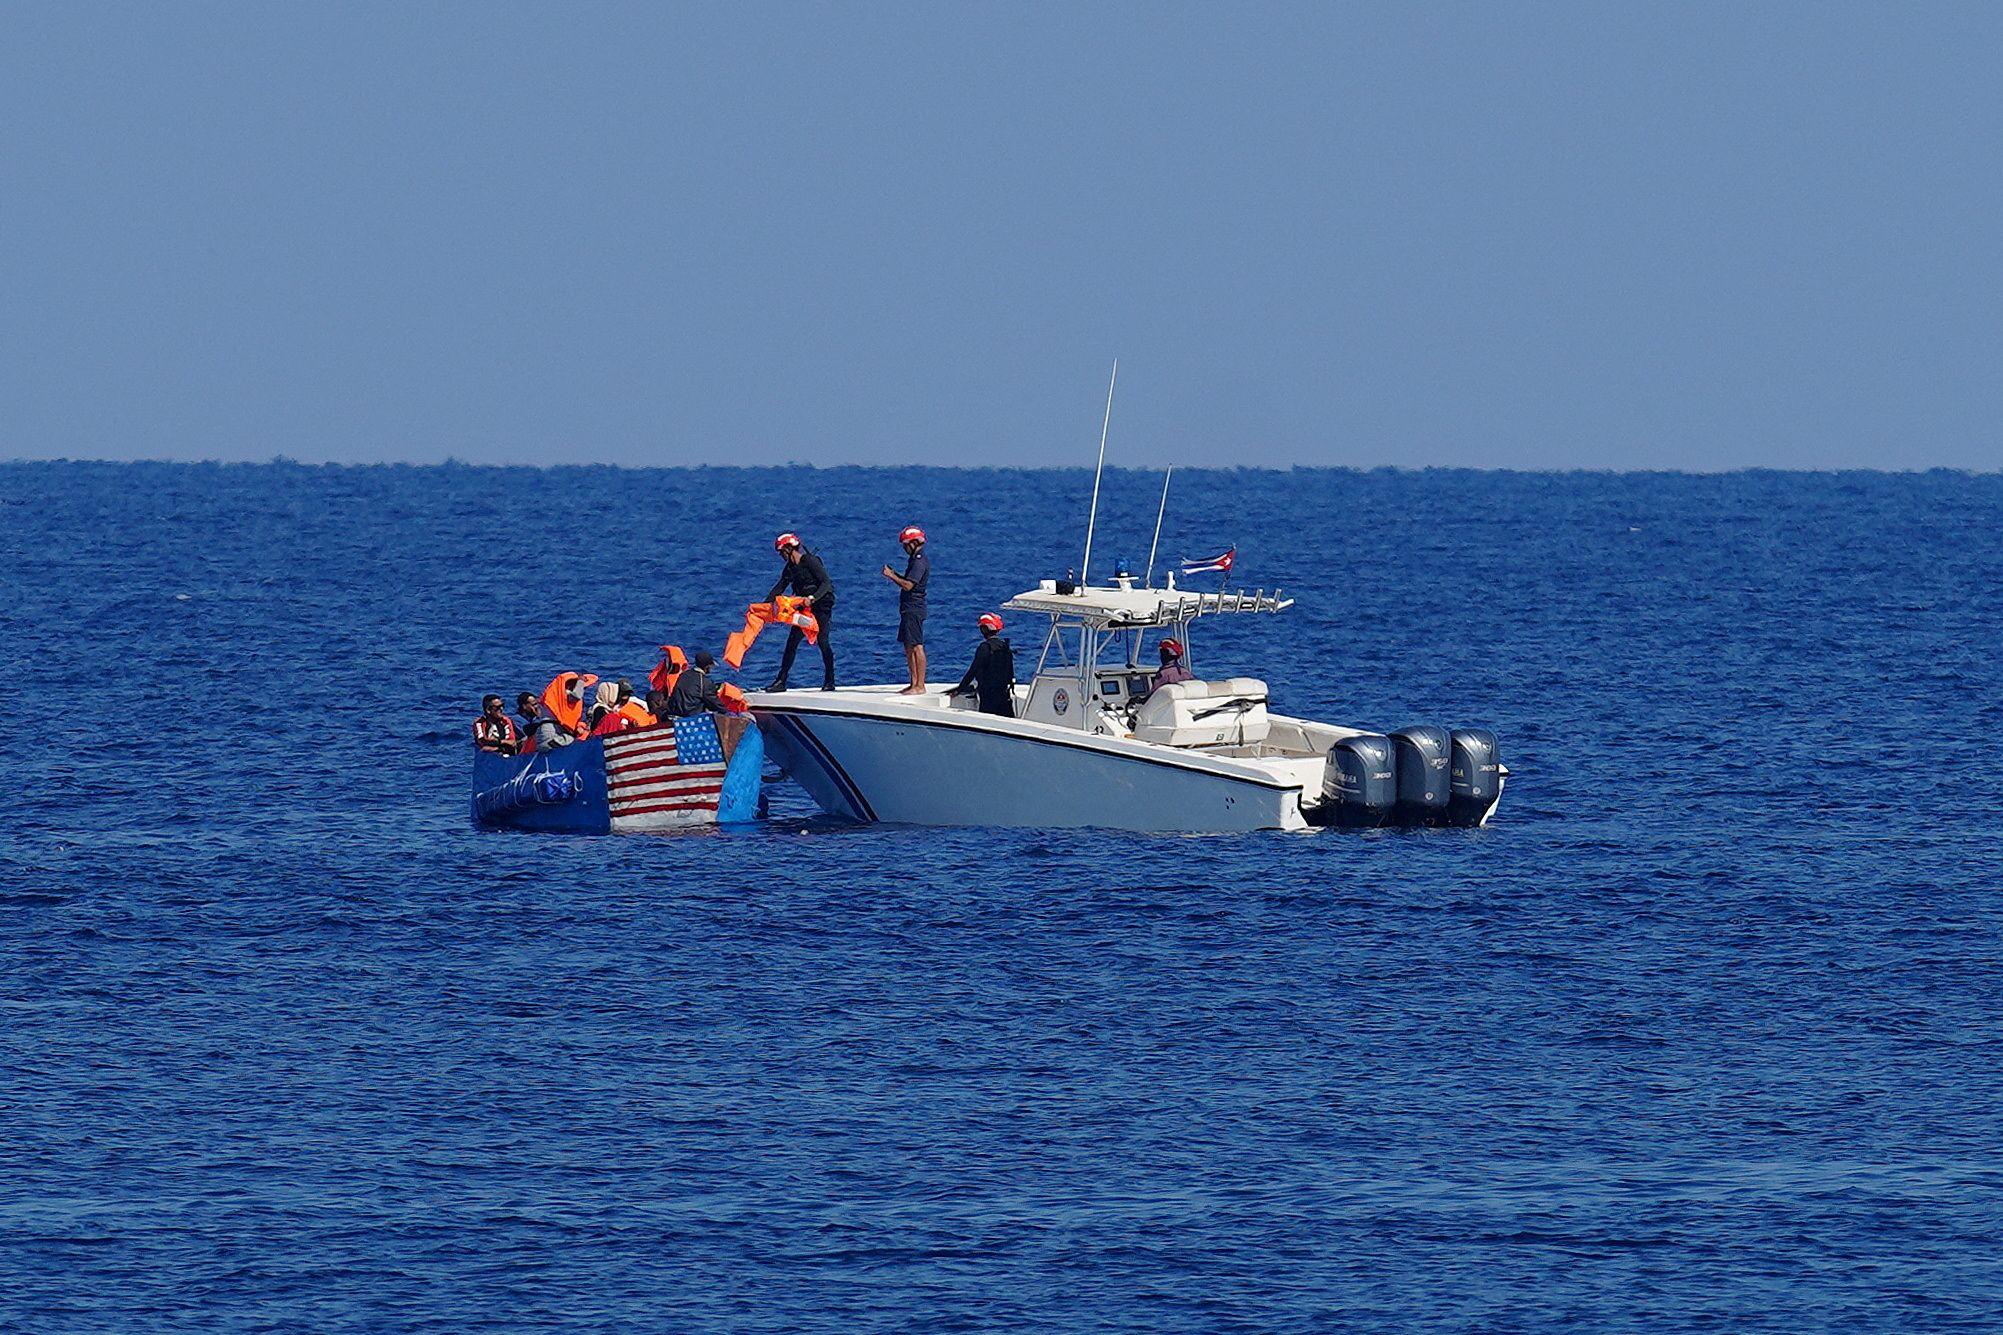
[2, 455, 1999, 479]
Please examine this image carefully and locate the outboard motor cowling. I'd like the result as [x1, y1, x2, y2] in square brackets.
[1390, 725, 1452, 826]
[1448, 728, 1501, 827]
[1320, 734, 1397, 828]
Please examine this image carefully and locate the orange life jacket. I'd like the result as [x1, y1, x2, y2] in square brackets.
[723, 597, 820, 668]
[541, 672, 598, 735]
[618, 699, 657, 728]
[649, 645, 689, 696]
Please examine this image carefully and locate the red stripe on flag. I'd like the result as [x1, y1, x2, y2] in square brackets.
[610, 795, 724, 817]
[607, 755, 702, 779]
[605, 738, 681, 762]
[610, 777, 725, 801]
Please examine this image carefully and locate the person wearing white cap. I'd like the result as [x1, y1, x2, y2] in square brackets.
[882, 524, 930, 694]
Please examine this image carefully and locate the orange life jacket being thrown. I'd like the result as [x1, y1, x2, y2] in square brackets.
[716, 682, 749, 714]
[723, 597, 820, 668]
[541, 672, 599, 735]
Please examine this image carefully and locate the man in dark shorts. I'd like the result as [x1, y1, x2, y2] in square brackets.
[882, 524, 930, 695]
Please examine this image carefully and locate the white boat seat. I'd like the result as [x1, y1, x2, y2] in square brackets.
[1132, 678, 1270, 747]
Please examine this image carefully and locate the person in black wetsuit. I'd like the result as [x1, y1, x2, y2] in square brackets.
[951, 612, 1016, 717]
[665, 651, 725, 716]
[765, 531, 836, 691]
[881, 524, 930, 694]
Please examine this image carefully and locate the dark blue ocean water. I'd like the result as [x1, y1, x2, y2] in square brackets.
[5, 462, 2003, 1331]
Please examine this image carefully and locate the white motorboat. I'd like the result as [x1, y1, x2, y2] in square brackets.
[747, 573, 1503, 834]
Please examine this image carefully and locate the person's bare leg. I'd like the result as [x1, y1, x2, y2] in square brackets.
[899, 644, 925, 693]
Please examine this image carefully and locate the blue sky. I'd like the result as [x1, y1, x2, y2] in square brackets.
[3, 3, 1999, 469]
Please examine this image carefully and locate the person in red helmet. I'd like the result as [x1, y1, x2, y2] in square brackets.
[764, 532, 836, 691]
[1147, 636, 1194, 698]
[881, 524, 930, 694]
[950, 612, 1015, 717]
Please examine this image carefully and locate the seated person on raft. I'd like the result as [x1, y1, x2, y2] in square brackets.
[663, 651, 726, 717]
[474, 695, 521, 754]
[586, 681, 634, 737]
[514, 692, 574, 752]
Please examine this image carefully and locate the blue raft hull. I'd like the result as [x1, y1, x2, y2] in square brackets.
[471, 713, 765, 834]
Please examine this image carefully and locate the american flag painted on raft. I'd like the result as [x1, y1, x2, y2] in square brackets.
[604, 715, 730, 831]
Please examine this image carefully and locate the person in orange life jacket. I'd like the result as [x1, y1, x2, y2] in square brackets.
[1147, 638, 1194, 698]
[764, 532, 835, 691]
[516, 692, 572, 753]
[541, 671, 598, 738]
[474, 695, 520, 754]
[614, 678, 656, 728]
[951, 613, 1016, 717]
[882, 524, 930, 694]
[646, 646, 689, 717]
[587, 681, 634, 737]
[664, 651, 726, 717]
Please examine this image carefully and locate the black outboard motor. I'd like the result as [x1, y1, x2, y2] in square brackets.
[1448, 728, 1501, 828]
[1321, 734, 1397, 828]
[1390, 725, 1452, 826]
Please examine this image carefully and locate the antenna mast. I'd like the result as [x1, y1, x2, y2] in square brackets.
[1144, 466, 1173, 588]
[1080, 359, 1117, 588]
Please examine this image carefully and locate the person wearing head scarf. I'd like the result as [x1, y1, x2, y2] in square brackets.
[587, 679, 633, 737]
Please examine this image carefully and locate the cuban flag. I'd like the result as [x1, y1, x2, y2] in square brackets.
[1181, 547, 1236, 576]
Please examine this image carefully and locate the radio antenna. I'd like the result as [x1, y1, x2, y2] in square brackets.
[1144, 466, 1173, 588]
[1079, 359, 1117, 588]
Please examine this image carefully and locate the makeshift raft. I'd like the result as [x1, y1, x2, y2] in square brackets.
[471, 713, 765, 833]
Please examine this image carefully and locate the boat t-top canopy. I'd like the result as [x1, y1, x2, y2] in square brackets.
[1004, 578, 1292, 630]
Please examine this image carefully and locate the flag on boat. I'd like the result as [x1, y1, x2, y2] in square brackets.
[603, 714, 731, 831]
[1181, 547, 1236, 576]
[723, 596, 820, 668]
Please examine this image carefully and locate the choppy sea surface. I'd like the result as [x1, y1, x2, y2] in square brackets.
[4, 462, 2003, 1331]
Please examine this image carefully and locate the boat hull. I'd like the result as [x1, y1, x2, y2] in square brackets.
[753, 697, 1306, 833]
[471, 714, 765, 833]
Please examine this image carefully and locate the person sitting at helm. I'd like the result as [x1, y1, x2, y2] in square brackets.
[1147, 637, 1194, 698]
[473, 695, 520, 754]
[950, 613, 1016, 717]
[665, 651, 726, 717]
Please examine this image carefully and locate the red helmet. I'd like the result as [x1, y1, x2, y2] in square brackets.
[978, 613, 1003, 633]
[1161, 637, 1184, 657]
[774, 532, 800, 552]
[899, 525, 925, 545]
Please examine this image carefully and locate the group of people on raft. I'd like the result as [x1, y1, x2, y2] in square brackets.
[472, 650, 739, 757]
[473, 526, 1193, 755]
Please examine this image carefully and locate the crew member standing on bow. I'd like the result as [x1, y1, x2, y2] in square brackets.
[764, 532, 836, 691]
[881, 524, 929, 694]
[950, 613, 1017, 717]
